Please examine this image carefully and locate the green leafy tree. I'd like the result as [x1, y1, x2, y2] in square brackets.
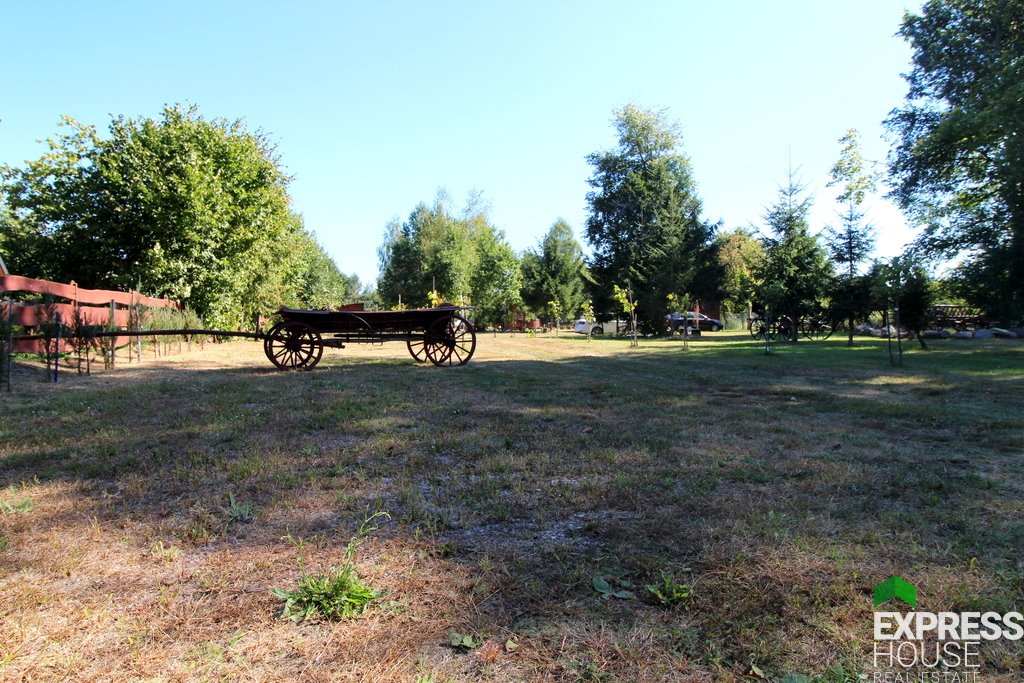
[756, 173, 834, 341]
[715, 227, 764, 317]
[826, 128, 879, 345]
[0, 190, 41, 276]
[377, 193, 520, 321]
[377, 198, 475, 307]
[546, 300, 562, 332]
[1, 117, 103, 281]
[469, 223, 523, 327]
[520, 219, 589, 319]
[377, 216, 426, 307]
[0, 106, 350, 329]
[519, 251, 544, 315]
[585, 105, 718, 331]
[666, 292, 694, 349]
[289, 229, 362, 310]
[612, 283, 638, 347]
[898, 263, 936, 349]
[874, 257, 936, 350]
[886, 0, 1024, 321]
[421, 209, 475, 304]
[579, 300, 595, 325]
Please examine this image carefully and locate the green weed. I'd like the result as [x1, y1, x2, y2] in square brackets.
[645, 570, 691, 607]
[221, 491, 255, 523]
[0, 497, 32, 514]
[592, 575, 635, 600]
[271, 564, 381, 621]
[447, 630, 479, 650]
[272, 510, 389, 621]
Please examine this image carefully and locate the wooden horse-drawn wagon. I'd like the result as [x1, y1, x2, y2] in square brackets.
[262, 304, 476, 370]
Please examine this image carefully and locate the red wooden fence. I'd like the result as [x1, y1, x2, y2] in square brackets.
[1, 274, 180, 353]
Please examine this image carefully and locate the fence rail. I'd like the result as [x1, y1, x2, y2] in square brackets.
[0, 275, 177, 309]
[1, 274, 181, 353]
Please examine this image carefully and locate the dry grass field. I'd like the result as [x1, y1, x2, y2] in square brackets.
[1, 332, 1022, 682]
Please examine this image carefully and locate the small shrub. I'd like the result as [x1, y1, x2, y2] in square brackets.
[272, 564, 381, 621]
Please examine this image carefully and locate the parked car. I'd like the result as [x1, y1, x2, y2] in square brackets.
[573, 317, 632, 336]
[666, 312, 723, 333]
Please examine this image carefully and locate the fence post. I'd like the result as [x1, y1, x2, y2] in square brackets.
[110, 300, 117, 368]
[54, 312, 61, 383]
[4, 297, 12, 393]
[134, 290, 143, 363]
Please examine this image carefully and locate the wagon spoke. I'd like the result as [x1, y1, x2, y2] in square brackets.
[450, 344, 471, 365]
[407, 335, 428, 363]
[424, 317, 453, 366]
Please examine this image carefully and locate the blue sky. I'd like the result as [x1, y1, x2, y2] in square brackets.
[2, 0, 920, 285]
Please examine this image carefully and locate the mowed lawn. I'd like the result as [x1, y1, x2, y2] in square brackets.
[1, 332, 1022, 682]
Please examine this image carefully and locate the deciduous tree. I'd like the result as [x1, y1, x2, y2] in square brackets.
[469, 222, 523, 328]
[886, 0, 1024, 321]
[377, 194, 522, 325]
[377, 198, 475, 307]
[1, 106, 356, 328]
[716, 227, 764, 317]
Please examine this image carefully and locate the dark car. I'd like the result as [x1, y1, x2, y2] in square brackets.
[666, 312, 723, 333]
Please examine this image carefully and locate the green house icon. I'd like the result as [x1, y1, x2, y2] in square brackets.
[874, 576, 917, 608]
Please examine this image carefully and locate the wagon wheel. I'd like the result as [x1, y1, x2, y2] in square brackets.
[799, 319, 833, 341]
[406, 334, 428, 363]
[768, 318, 787, 342]
[423, 314, 476, 366]
[749, 317, 768, 340]
[264, 321, 323, 370]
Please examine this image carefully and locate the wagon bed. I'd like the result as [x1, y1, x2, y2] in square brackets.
[264, 304, 476, 370]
